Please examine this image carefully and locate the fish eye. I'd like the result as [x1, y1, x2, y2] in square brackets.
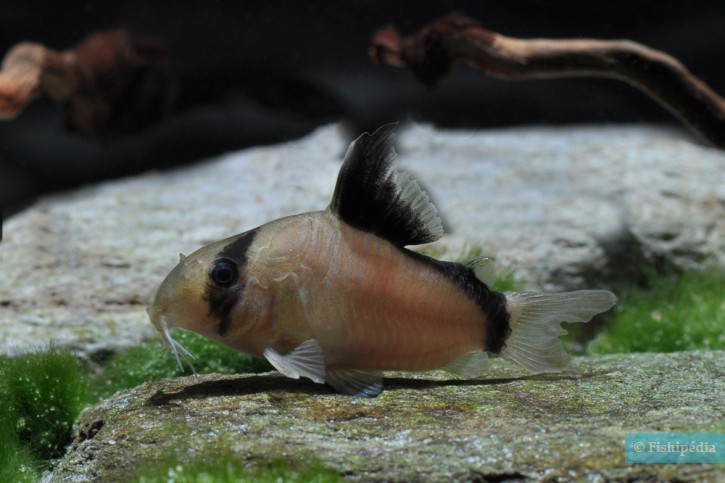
[210, 259, 238, 288]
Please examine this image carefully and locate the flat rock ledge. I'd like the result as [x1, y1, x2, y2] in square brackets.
[50, 351, 724, 482]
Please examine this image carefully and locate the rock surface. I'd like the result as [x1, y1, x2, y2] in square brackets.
[49, 351, 724, 482]
[2, 124, 725, 358]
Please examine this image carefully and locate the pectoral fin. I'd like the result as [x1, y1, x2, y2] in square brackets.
[325, 368, 383, 397]
[263, 339, 326, 384]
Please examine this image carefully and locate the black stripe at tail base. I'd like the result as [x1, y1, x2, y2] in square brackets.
[480, 289, 511, 354]
[439, 261, 511, 354]
[403, 250, 511, 353]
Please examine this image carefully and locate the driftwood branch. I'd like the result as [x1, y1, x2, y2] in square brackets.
[0, 28, 176, 137]
[370, 12, 725, 149]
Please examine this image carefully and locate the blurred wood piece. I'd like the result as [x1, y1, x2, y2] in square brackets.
[370, 12, 725, 150]
[0, 28, 176, 137]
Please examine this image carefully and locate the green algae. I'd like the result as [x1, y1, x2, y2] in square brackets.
[135, 455, 339, 483]
[588, 268, 725, 354]
[0, 405, 41, 483]
[0, 346, 87, 462]
[0, 333, 273, 481]
[88, 330, 272, 403]
[0, 346, 87, 482]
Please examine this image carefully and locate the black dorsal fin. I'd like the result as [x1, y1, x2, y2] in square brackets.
[328, 124, 444, 246]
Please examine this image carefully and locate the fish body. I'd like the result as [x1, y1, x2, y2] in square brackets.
[147, 125, 616, 396]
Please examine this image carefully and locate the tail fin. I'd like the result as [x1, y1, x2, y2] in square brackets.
[500, 290, 616, 372]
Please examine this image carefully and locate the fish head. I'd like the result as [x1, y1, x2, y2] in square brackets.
[146, 230, 258, 368]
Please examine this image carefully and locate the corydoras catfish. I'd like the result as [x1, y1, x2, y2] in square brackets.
[146, 125, 616, 396]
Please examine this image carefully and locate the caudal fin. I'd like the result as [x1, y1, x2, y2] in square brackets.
[500, 290, 616, 372]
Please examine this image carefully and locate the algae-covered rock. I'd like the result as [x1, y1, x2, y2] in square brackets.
[50, 351, 724, 482]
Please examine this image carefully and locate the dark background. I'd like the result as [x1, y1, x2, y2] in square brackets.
[2, 1, 724, 215]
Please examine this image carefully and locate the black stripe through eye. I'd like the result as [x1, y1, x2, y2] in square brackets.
[210, 259, 238, 288]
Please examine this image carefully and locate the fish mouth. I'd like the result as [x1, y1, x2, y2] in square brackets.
[146, 305, 196, 373]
